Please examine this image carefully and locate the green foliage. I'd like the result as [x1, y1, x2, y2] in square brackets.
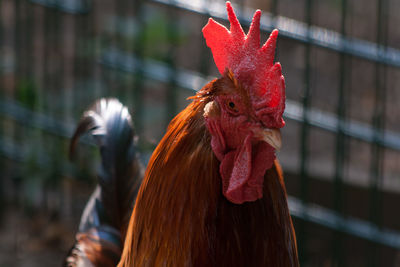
[104, 11, 188, 62]
[140, 13, 187, 61]
[15, 78, 38, 110]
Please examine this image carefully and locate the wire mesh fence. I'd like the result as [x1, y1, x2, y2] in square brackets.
[1, 0, 400, 266]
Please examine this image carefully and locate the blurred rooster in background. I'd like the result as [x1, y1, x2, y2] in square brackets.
[65, 2, 298, 266]
[64, 98, 144, 266]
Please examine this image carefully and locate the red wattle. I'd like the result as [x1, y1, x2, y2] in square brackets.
[220, 135, 275, 204]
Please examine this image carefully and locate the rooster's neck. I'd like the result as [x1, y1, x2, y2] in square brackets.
[119, 97, 220, 266]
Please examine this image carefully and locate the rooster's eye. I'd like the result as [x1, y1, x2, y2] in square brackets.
[226, 101, 239, 115]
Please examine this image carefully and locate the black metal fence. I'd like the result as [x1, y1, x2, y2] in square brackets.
[1, 0, 400, 266]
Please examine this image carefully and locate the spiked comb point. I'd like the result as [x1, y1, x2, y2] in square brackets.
[202, 2, 285, 128]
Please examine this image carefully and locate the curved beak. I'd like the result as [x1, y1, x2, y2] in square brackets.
[254, 127, 282, 151]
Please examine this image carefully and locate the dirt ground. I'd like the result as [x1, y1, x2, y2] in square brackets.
[0, 207, 76, 266]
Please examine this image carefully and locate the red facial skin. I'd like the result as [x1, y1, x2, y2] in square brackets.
[204, 74, 280, 204]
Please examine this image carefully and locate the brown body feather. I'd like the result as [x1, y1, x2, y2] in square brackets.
[118, 82, 298, 267]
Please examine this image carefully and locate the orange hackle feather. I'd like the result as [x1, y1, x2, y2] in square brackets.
[118, 82, 219, 266]
[118, 79, 298, 266]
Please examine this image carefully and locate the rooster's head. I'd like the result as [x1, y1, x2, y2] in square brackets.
[202, 2, 285, 204]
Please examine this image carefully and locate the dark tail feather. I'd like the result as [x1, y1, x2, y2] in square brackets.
[64, 98, 144, 267]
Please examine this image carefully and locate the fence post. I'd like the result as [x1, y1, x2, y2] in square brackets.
[332, 0, 349, 265]
[298, 0, 313, 264]
[369, 0, 388, 266]
[0, 0, 3, 223]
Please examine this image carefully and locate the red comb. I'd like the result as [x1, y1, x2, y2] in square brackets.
[202, 2, 285, 128]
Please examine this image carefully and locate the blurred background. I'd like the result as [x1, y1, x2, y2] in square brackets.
[1, 0, 400, 266]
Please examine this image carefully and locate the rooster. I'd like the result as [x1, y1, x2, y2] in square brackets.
[66, 2, 298, 266]
[119, 2, 298, 266]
